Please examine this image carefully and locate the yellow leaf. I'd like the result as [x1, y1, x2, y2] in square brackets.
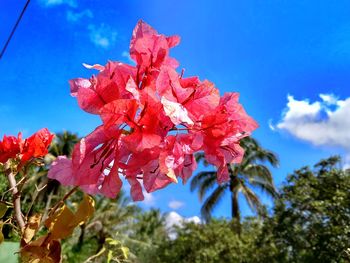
[0, 202, 8, 219]
[22, 214, 42, 244]
[0, 221, 4, 244]
[21, 235, 61, 263]
[44, 194, 95, 240]
[45, 205, 75, 240]
[74, 195, 95, 226]
[121, 246, 129, 259]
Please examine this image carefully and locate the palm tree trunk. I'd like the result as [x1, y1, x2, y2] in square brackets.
[228, 168, 241, 222]
[231, 191, 240, 221]
[231, 190, 242, 235]
[229, 168, 242, 235]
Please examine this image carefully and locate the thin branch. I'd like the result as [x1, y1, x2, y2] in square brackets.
[1, 176, 27, 198]
[25, 183, 47, 219]
[83, 247, 106, 263]
[49, 186, 79, 214]
[6, 172, 25, 231]
[41, 191, 54, 224]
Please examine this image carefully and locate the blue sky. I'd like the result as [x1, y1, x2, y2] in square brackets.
[1, 0, 350, 220]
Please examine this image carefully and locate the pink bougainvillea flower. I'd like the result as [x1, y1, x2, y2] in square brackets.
[130, 20, 180, 77]
[161, 97, 194, 126]
[48, 126, 124, 198]
[0, 128, 53, 166]
[198, 93, 258, 183]
[69, 62, 136, 114]
[50, 20, 258, 201]
[159, 133, 202, 184]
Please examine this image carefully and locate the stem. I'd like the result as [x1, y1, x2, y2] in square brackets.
[6, 172, 25, 231]
[83, 247, 106, 263]
[77, 224, 86, 250]
[41, 191, 54, 223]
[50, 186, 78, 213]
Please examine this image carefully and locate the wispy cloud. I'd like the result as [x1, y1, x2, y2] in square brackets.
[168, 200, 184, 210]
[38, 0, 77, 8]
[271, 93, 350, 167]
[66, 9, 93, 23]
[88, 24, 117, 49]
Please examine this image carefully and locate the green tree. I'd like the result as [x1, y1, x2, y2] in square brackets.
[152, 218, 271, 263]
[266, 156, 350, 262]
[129, 209, 168, 263]
[191, 137, 278, 228]
[49, 131, 79, 158]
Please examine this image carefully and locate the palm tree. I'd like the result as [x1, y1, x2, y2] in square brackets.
[191, 137, 279, 228]
[129, 209, 168, 263]
[49, 131, 79, 158]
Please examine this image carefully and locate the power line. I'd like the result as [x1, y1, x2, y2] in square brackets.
[0, 0, 31, 60]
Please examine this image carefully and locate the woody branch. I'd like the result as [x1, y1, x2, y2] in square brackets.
[6, 171, 25, 230]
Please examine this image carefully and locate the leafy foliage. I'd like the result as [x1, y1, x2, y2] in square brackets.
[128, 209, 168, 262]
[151, 218, 272, 263]
[265, 156, 350, 262]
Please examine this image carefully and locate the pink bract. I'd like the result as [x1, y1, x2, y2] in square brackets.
[48, 20, 258, 201]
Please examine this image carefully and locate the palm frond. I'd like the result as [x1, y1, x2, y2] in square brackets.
[249, 179, 278, 198]
[190, 171, 216, 192]
[201, 184, 227, 222]
[240, 181, 264, 216]
[195, 152, 205, 162]
[243, 164, 274, 184]
[198, 173, 218, 201]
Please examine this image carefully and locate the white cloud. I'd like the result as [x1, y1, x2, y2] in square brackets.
[142, 190, 155, 206]
[165, 211, 201, 239]
[39, 0, 77, 8]
[88, 24, 117, 49]
[319, 94, 338, 105]
[66, 9, 93, 22]
[165, 211, 200, 229]
[272, 93, 350, 166]
[168, 200, 185, 210]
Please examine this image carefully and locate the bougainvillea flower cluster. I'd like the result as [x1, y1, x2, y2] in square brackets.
[48, 20, 258, 201]
[0, 128, 54, 165]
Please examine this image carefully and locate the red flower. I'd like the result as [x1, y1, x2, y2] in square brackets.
[0, 128, 54, 165]
[0, 134, 22, 163]
[48, 20, 258, 201]
[21, 128, 54, 163]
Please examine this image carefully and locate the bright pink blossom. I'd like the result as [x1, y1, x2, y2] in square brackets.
[48, 20, 258, 201]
